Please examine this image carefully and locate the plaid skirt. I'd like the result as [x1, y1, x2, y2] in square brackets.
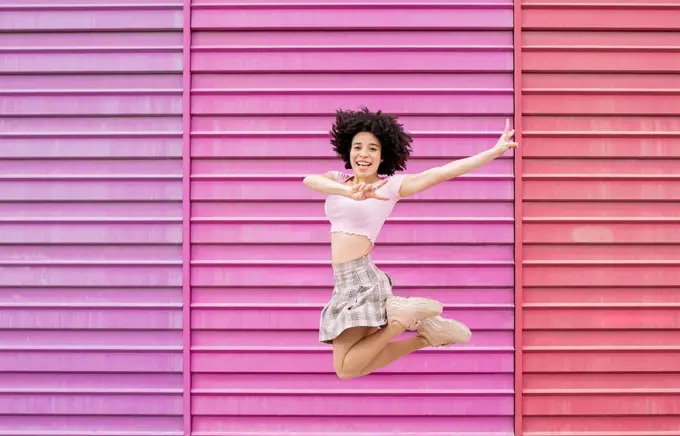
[319, 255, 393, 344]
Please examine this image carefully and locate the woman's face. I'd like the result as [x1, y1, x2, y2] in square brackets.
[349, 131, 382, 177]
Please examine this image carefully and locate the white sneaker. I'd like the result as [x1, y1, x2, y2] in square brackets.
[386, 296, 443, 329]
[417, 316, 472, 347]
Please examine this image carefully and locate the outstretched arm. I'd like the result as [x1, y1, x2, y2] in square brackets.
[303, 172, 390, 201]
[398, 119, 518, 198]
[303, 172, 352, 197]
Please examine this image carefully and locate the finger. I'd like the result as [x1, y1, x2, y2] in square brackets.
[364, 182, 384, 193]
[375, 179, 389, 189]
[505, 118, 509, 133]
[371, 194, 390, 201]
[507, 129, 515, 138]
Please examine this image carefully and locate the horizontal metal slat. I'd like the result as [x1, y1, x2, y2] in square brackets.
[192, 4, 512, 30]
[191, 347, 513, 374]
[523, 4, 680, 30]
[0, 8, 183, 32]
[191, 391, 513, 416]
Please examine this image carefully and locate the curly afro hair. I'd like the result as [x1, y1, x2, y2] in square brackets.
[329, 107, 413, 176]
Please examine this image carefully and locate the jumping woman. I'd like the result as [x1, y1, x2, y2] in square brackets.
[303, 107, 518, 380]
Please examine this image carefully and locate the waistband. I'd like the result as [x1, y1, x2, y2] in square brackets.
[332, 255, 373, 276]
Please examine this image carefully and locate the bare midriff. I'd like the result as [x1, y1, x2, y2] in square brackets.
[331, 231, 373, 265]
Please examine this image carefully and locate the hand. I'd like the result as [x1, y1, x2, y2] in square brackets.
[492, 119, 518, 155]
[345, 179, 390, 201]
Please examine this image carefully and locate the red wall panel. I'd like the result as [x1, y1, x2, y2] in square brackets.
[519, 2, 680, 435]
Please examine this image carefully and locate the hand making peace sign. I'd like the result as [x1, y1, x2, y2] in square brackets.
[493, 119, 518, 154]
[346, 179, 390, 201]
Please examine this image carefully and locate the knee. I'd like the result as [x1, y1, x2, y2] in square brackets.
[334, 361, 363, 380]
[335, 367, 361, 380]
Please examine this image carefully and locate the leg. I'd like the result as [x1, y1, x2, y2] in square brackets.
[357, 315, 474, 377]
[333, 321, 406, 380]
[359, 335, 429, 377]
[331, 295, 444, 380]
[333, 315, 473, 379]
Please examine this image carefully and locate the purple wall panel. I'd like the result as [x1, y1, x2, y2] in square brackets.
[0, 2, 184, 435]
[189, 1, 515, 435]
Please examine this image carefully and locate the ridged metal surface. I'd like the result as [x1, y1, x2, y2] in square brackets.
[0, 2, 185, 435]
[189, 1, 515, 434]
[520, 2, 680, 435]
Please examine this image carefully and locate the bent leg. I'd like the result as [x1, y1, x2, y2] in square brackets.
[356, 315, 473, 377]
[359, 336, 428, 377]
[333, 321, 406, 380]
[332, 326, 376, 378]
[331, 295, 444, 380]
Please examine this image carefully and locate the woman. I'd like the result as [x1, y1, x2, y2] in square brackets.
[303, 107, 518, 380]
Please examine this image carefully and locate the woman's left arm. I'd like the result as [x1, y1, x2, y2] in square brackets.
[398, 119, 518, 198]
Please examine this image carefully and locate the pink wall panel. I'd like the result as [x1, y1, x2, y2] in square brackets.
[0, 2, 185, 435]
[189, 1, 515, 435]
[519, 2, 680, 436]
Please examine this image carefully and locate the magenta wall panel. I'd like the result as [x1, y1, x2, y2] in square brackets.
[189, 1, 515, 435]
[0, 2, 185, 435]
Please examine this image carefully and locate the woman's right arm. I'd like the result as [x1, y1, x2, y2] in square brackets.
[303, 172, 351, 197]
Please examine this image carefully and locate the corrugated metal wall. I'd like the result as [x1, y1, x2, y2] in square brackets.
[189, 1, 515, 434]
[0, 2, 185, 435]
[8, 1, 679, 434]
[519, 1, 680, 435]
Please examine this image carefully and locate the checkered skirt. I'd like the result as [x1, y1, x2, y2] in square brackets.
[319, 255, 393, 344]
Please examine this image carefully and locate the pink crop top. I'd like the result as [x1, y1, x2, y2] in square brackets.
[324, 171, 405, 244]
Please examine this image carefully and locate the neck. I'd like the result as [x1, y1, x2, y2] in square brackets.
[352, 174, 380, 184]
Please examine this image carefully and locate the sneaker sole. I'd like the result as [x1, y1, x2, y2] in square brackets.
[423, 318, 472, 346]
[449, 319, 472, 344]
